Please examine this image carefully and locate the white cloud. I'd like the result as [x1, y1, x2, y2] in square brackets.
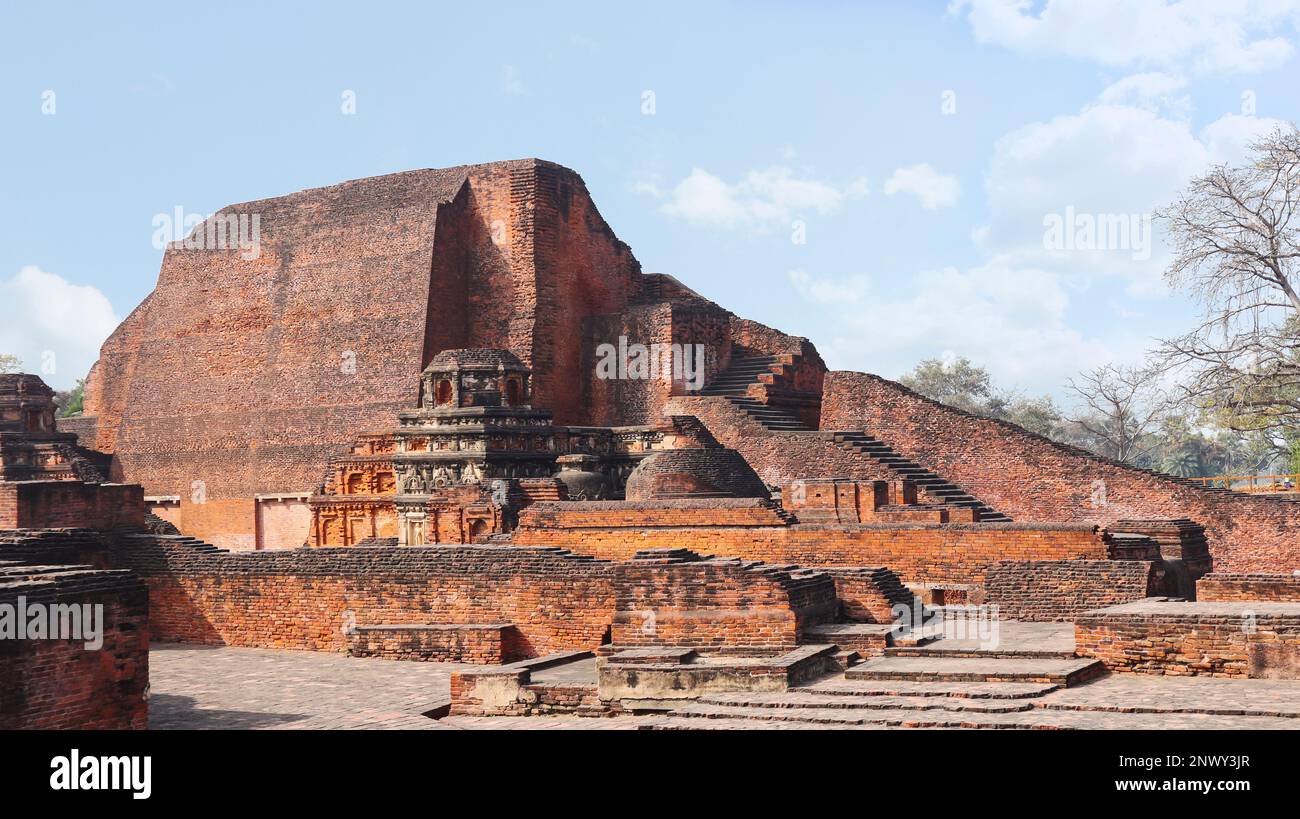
[978, 97, 1287, 291]
[1200, 112, 1290, 164]
[787, 269, 871, 304]
[787, 82, 1289, 394]
[1097, 72, 1189, 114]
[0, 266, 118, 389]
[501, 64, 526, 96]
[950, 0, 1300, 74]
[655, 167, 868, 229]
[882, 163, 961, 210]
[788, 264, 1123, 392]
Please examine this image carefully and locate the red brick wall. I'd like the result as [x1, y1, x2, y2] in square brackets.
[1075, 600, 1300, 678]
[984, 560, 1162, 621]
[346, 624, 519, 664]
[612, 550, 837, 649]
[112, 536, 835, 657]
[822, 371, 1300, 573]
[6, 481, 144, 530]
[1198, 573, 1300, 602]
[119, 541, 615, 657]
[665, 395, 896, 488]
[512, 502, 1109, 586]
[0, 568, 149, 729]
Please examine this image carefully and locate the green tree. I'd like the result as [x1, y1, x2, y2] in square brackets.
[900, 357, 1063, 437]
[0, 353, 21, 374]
[900, 356, 1011, 417]
[54, 379, 85, 417]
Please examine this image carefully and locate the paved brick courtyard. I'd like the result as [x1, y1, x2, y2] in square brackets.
[149, 643, 1300, 730]
[148, 644, 463, 730]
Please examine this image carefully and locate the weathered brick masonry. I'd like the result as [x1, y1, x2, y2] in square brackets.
[613, 548, 836, 650]
[110, 535, 835, 656]
[75, 160, 811, 550]
[511, 500, 1110, 586]
[0, 481, 143, 531]
[983, 560, 1164, 622]
[822, 371, 1300, 573]
[114, 538, 616, 655]
[0, 565, 149, 729]
[1075, 599, 1300, 678]
[1197, 573, 1300, 602]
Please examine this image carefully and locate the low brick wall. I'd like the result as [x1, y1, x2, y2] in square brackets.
[514, 503, 1109, 586]
[0, 529, 115, 569]
[818, 566, 912, 623]
[0, 565, 149, 729]
[1075, 600, 1300, 678]
[613, 549, 837, 650]
[346, 623, 521, 663]
[1198, 573, 1300, 602]
[821, 370, 1300, 573]
[984, 560, 1163, 622]
[111, 535, 837, 658]
[113, 538, 616, 657]
[0, 481, 144, 530]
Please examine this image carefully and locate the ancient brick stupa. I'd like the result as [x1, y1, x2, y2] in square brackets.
[623, 419, 770, 501]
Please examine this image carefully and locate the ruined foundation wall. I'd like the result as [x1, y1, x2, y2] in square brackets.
[0, 567, 149, 729]
[1198, 573, 1300, 602]
[821, 371, 1300, 573]
[114, 539, 616, 657]
[983, 560, 1162, 622]
[1075, 600, 1300, 678]
[110, 537, 836, 657]
[512, 503, 1109, 586]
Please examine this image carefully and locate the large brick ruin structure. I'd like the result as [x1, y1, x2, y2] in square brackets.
[6, 158, 1300, 728]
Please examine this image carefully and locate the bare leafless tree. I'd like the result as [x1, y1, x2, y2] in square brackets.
[1065, 364, 1171, 463]
[1155, 125, 1300, 432]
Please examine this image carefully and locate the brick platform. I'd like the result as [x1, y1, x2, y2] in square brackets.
[1075, 599, 1300, 678]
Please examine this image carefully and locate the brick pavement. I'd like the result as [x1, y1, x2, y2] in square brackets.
[147, 643, 1300, 730]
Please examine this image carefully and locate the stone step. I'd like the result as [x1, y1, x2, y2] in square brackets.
[796, 679, 1059, 699]
[699, 691, 1035, 713]
[884, 646, 1078, 660]
[846, 656, 1106, 686]
[650, 702, 1300, 730]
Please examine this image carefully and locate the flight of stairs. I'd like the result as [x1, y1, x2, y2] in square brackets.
[648, 645, 1111, 729]
[122, 532, 226, 555]
[699, 356, 811, 431]
[832, 432, 1012, 522]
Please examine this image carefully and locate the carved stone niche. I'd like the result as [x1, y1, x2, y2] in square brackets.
[419, 348, 532, 410]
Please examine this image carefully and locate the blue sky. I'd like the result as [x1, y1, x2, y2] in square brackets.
[3, 0, 1299, 394]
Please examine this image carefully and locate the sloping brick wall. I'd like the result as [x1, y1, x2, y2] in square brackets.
[821, 371, 1300, 573]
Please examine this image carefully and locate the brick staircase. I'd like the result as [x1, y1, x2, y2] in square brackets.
[699, 355, 811, 431]
[694, 356, 1009, 520]
[831, 431, 1012, 522]
[646, 641, 1112, 728]
[121, 532, 225, 555]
